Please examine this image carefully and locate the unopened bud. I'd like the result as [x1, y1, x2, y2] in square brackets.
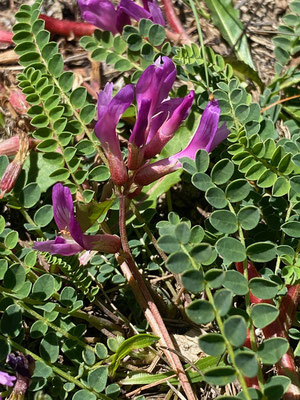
[0, 132, 29, 198]
[0, 134, 37, 156]
[9, 90, 29, 115]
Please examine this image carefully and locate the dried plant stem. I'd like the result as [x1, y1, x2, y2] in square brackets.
[118, 194, 196, 400]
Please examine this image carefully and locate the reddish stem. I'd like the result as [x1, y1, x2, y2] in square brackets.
[160, 0, 191, 44]
[236, 262, 300, 399]
[0, 15, 97, 45]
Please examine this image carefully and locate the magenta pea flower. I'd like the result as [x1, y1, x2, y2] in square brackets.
[0, 370, 15, 387]
[127, 56, 194, 169]
[33, 183, 121, 255]
[134, 99, 230, 186]
[78, 0, 164, 35]
[94, 83, 134, 186]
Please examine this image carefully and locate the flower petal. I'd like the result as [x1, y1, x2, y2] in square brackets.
[95, 84, 134, 185]
[0, 371, 16, 386]
[34, 237, 83, 256]
[136, 56, 176, 120]
[78, 0, 118, 34]
[145, 0, 165, 25]
[144, 91, 194, 159]
[52, 183, 73, 232]
[119, 0, 151, 21]
[207, 123, 230, 152]
[174, 100, 221, 160]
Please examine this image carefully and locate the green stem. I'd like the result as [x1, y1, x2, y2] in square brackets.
[275, 203, 294, 274]
[228, 202, 264, 390]
[205, 286, 252, 400]
[19, 207, 45, 238]
[188, 0, 209, 91]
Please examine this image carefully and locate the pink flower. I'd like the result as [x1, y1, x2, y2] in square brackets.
[34, 183, 121, 255]
[134, 100, 230, 186]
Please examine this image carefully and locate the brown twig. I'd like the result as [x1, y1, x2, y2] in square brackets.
[118, 194, 196, 400]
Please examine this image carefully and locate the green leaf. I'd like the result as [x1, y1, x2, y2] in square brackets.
[264, 376, 291, 400]
[175, 222, 191, 244]
[34, 205, 53, 227]
[216, 237, 246, 262]
[223, 270, 249, 295]
[72, 390, 96, 400]
[59, 71, 74, 92]
[166, 252, 192, 273]
[249, 278, 279, 300]
[190, 244, 213, 264]
[210, 210, 238, 234]
[0, 304, 22, 338]
[225, 179, 251, 202]
[48, 54, 64, 77]
[88, 366, 108, 393]
[76, 200, 114, 232]
[40, 331, 59, 363]
[237, 206, 260, 230]
[4, 264, 26, 291]
[204, 367, 236, 386]
[257, 170, 277, 188]
[181, 269, 205, 293]
[211, 159, 234, 184]
[199, 334, 226, 356]
[213, 289, 233, 316]
[224, 315, 247, 347]
[258, 338, 289, 364]
[127, 33, 142, 51]
[139, 18, 153, 36]
[109, 334, 158, 375]
[205, 187, 227, 209]
[251, 304, 279, 328]
[20, 182, 41, 208]
[205, 269, 225, 288]
[32, 275, 56, 301]
[70, 87, 87, 109]
[204, 0, 254, 68]
[192, 172, 214, 191]
[247, 242, 277, 262]
[195, 149, 210, 172]
[235, 351, 258, 378]
[186, 300, 215, 324]
[96, 343, 108, 359]
[30, 320, 48, 339]
[80, 104, 96, 124]
[281, 221, 300, 238]
[157, 235, 180, 253]
[60, 287, 77, 307]
[4, 231, 19, 249]
[148, 24, 166, 46]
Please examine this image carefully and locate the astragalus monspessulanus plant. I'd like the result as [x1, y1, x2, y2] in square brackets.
[0, 0, 299, 399]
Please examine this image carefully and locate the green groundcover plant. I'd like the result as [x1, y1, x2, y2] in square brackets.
[0, 0, 300, 399]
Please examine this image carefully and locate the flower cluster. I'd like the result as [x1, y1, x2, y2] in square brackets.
[78, 0, 164, 35]
[95, 56, 229, 188]
[34, 183, 121, 256]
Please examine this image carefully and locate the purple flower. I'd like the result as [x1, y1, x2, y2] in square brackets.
[78, 0, 164, 35]
[34, 183, 121, 255]
[0, 370, 15, 387]
[134, 100, 230, 186]
[95, 83, 134, 186]
[128, 56, 193, 169]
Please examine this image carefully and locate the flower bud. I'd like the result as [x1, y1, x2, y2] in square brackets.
[0, 132, 29, 198]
